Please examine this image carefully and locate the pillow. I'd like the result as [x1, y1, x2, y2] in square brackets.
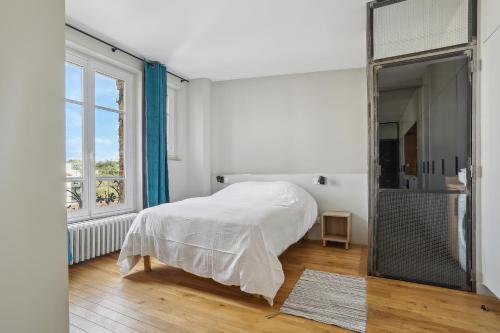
[212, 181, 304, 206]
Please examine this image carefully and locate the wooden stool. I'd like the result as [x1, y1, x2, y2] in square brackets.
[321, 211, 351, 249]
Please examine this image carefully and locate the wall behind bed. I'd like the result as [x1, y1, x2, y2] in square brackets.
[210, 68, 368, 245]
[214, 174, 368, 245]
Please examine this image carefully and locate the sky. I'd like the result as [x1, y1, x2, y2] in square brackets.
[65, 63, 123, 164]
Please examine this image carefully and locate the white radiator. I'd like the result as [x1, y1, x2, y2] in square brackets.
[68, 213, 137, 265]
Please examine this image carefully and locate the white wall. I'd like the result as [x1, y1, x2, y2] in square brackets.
[0, 1, 69, 332]
[170, 79, 212, 200]
[66, 27, 142, 71]
[166, 82, 191, 201]
[480, 0, 500, 297]
[211, 69, 367, 175]
[210, 69, 368, 244]
[185, 79, 212, 198]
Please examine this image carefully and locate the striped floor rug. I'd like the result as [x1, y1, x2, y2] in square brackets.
[280, 269, 367, 333]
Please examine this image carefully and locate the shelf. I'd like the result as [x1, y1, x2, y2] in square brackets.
[323, 234, 348, 243]
[322, 211, 351, 218]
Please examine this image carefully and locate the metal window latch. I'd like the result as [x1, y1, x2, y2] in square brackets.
[470, 165, 482, 179]
[468, 60, 477, 82]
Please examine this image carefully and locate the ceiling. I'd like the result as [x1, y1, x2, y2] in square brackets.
[66, 0, 369, 81]
[378, 62, 428, 91]
[378, 55, 468, 90]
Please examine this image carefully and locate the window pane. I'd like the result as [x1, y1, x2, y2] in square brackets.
[66, 102, 83, 177]
[66, 181, 83, 212]
[96, 179, 125, 207]
[65, 62, 83, 101]
[95, 109, 124, 177]
[95, 72, 124, 111]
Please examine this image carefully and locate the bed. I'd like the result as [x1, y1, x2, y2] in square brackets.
[118, 181, 318, 305]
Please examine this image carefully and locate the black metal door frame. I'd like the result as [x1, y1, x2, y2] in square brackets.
[367, 47, 478, 291]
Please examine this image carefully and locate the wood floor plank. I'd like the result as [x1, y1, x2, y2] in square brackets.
[69, 313, 113, 333]
[69, 241, 500, 332]
[70, 325, 88, 333]
[70, 303, 140, 333]
[71, 287, 192, 333]
[70, 293, 168, 333]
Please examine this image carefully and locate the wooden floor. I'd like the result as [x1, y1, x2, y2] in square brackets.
[69, 240, 500, 333]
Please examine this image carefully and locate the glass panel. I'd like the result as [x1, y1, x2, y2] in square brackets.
[65, 62, 83, 101]
[374, 55, 472, 291]
[373, 0, 469, 60]
[95, 72, 124, 111]
[66, 181, 83, 212]
[66, 102, 83, 177]
[95, 109, 124, 177]
[96, 179, 125, 207]
[377, 56, 469, 190]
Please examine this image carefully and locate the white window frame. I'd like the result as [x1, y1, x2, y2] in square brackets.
[167, 82, 180, 160]
[66, 49, 137, 222]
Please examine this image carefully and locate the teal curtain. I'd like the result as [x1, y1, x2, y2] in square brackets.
[67, 229, 72, 264]
[143, 62, 169, 207]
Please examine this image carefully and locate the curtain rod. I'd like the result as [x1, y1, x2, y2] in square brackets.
[66, 23, 190, 83]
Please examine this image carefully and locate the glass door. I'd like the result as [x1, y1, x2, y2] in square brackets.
[373, 53, 473, 290]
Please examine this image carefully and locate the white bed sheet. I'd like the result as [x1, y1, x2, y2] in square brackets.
[117, 181, 318, 305]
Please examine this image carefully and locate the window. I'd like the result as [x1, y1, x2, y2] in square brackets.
[65, 51, 136, 221]
[166, 86, 178, 159]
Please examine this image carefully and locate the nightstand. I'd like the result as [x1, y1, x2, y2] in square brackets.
[321, 211, 351, 249]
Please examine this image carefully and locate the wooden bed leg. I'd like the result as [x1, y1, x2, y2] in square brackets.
[143, 255, 151, 272]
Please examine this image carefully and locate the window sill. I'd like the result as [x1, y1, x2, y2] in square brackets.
[67, 209, 138, 224]
[168, 155, 181, 161]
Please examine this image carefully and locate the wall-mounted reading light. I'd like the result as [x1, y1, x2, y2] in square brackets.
[313, 175, 327, 185]
[216, 176, 226, 183]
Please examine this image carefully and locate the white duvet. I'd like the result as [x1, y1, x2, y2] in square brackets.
[118, 181, 318, 305]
